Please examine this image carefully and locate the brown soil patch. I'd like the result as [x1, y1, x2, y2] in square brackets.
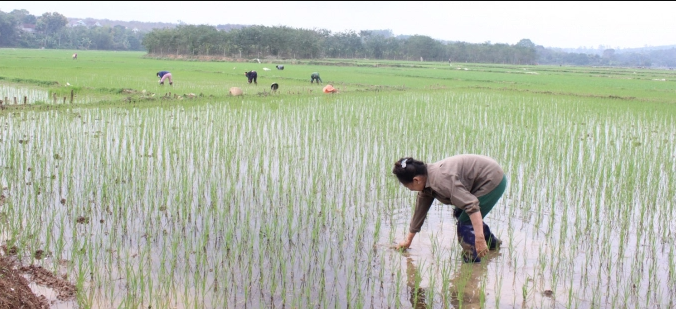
[0, 256, 49, 309]
[19, 265, 77, 301]
[4, 245, 17, 255]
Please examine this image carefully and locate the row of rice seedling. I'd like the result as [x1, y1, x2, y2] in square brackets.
[0, 88, 674, 308]
[0, 84, 50, 105]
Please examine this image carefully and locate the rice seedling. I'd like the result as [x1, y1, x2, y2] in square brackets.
[0, 49, 675, 308]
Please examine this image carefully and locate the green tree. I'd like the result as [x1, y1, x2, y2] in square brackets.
[602, 49, 615, 59]
[292, 28, 322, 59]
[36, 12, 68, 35]
[361, 31, 388, 59]
[516, 38, 535, 49]
[89, 26, 113, 50]
[79, 37, 92, 50]
[10, 9, 37, 25]
[0, 10, 19, 46]
[127, 34, 142, 50]
[405, 35, 443, 61]
[331, 31, 361, 58]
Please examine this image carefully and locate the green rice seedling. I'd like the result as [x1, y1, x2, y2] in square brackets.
[1, 49, 676, 307]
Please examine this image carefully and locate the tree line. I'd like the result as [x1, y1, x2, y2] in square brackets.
[2, 9, 674, 68]
[0, 9, 145, 50]
[536, 46, 676, 67]
[141, 24, 538, 65]
[141, 25, 676, 68]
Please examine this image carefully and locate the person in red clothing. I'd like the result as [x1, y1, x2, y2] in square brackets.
[322, 84, 338, 93]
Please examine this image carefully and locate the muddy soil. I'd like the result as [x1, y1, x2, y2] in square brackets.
[19, 265, 77, 301]
[0, 255, 50, 309]
[1, 246, 77, 309]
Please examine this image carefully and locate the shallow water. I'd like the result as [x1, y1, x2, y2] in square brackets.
[389, 203, 570, 308]
[0, 84, 49, 105]
[1, 92, 675, 308]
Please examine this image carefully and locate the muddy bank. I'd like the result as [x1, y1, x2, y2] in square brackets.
[0, 255, 49, 309]
[1, 244, 77, 309]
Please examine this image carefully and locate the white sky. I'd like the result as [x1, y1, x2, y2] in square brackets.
[1, 1, 674, 49]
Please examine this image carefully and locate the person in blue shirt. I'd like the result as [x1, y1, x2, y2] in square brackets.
[157, 71, 173, 86]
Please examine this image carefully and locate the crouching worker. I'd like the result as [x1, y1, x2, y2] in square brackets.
[310, 72, 322, 84]
[322, 84, 338, 93]
[157, 71, 173, 86]
[393, 154, 507, 263]
[245, 71, 258, 85]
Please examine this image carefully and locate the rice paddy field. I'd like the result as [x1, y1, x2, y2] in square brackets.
[0, 48, 676, 308]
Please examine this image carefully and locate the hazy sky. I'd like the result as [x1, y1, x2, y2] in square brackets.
[2, 1, 674, 49]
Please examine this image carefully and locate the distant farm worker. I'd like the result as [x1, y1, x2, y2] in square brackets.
[310, 72, 322, 84]
[322, 84, 338, 93]
[245, 71, 258, 85]
[229, 87, 243, 96]
[157, 71, 173, 86]
[393, 154, 507, 263]
[72, 53, 77, 60]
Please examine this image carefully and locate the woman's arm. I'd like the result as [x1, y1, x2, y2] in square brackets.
[396, 191, 434, 250]
[396, 232, 416, 250]
[441, 177, 489, 257]
[469, 212, 488, 257]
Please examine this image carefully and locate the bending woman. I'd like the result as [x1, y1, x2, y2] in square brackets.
[392, 154, 507, 263]
[157, 71, 173, 86]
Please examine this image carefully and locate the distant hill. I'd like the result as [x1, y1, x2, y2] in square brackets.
[616, 45, 676, 54]
[66, 17, 177, 31]
[557, 44, 676, 55]
[215, 24, 249, 32]
[66, 17, 249, 32]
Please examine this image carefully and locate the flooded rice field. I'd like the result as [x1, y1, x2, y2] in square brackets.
[0, 84, 98, 106]
[0, 92, 675, 308]
[0, 84, 50, 105]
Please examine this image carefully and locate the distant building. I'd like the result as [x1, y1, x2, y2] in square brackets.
[132, 28, 139, 33]
[21, 24, 36, 33]
[70, 20, 87, 27]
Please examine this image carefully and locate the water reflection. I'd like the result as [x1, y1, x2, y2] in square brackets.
[405, 256, 428, 308]
[405, 250, 500, 309]
[0, 84, 49, 104]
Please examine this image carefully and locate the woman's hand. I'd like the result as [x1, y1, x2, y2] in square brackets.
[393, 232, 416, 251]
[475, 238, 488, 257]
[395, 241, 411, 251]
[468, 211, 488, 257]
